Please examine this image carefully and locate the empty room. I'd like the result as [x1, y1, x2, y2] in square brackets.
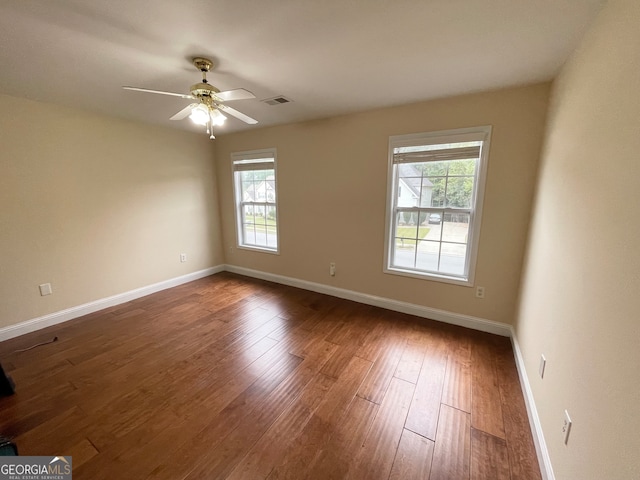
[1, 1, 638, 479]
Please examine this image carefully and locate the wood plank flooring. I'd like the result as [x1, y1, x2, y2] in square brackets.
[0, 272, 541, 479]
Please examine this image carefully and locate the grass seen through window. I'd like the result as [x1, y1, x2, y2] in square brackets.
[245, 214, 277, 234]
[395, 226, 430, 246]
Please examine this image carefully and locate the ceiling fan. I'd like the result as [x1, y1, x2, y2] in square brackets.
[123, 57, 257, 139]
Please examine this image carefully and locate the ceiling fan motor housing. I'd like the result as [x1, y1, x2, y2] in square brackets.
[190, 82, 221, 99]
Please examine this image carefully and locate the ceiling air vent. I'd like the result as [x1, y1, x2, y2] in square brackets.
[262, 96, 292, 106]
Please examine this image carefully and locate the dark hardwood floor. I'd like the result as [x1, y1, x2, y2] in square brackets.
[0, 272, 541, 479]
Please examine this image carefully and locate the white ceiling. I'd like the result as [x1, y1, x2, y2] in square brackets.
[0, 0, 604, 136]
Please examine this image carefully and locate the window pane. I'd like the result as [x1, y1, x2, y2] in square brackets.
[439, 243, 467, 276]
[428, 177, 446, 207]
[266, 178, 276, 203]
[242, 181, 255, 201]
[421, 161, 448, 176]
[447, 159, 476, 176]
[426, 211, 443, 232]
[241, 171, 255, 182]
[445, 177, 474, 208]
[266, 205, 277, 223]
[253, 205, 266, 246]
[392, 242, 416, 269]
[242, 204, 255, 224]
[243, 224, 257, 245]
[242, 205, 256, 244]
[265, 206, 278, 247]
[396, 164, 422, 208]
[395, 211, 418, 241]
[442, 213, 469, 243]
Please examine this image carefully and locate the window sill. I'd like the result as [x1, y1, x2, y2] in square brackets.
[383, 266, 473, 287]
[237, 244, 280, 255]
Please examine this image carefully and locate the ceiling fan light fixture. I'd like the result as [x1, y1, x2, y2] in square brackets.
[189, 104, 210, 125]
[210, 108, 227, 126]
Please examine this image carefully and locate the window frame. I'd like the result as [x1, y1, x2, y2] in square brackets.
[231, 148, 279, 254]
[383, 126, 491, 286]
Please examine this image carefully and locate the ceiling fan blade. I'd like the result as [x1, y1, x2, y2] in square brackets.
[170, 104, 197, 121]
[219, 105, 258, 124]
[123, 86, 194, 100]
[213, 88, 256, 102]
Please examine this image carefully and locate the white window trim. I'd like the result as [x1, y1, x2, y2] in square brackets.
[383, 126, 491, 286]
[231, 148, 280, 254]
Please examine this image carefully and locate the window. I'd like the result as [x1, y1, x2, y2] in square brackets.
[232, 148, 279, 253]
[384, 126, 491, 285]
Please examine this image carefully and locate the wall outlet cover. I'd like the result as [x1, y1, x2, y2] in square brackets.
[39, 283, 52, 296]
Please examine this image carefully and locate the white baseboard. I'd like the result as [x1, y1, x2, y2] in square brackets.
[510, 330, 555, 480]
[224, 264, 512, 337]
[0, 266, 225, 342]
[1, 263, 509, 342]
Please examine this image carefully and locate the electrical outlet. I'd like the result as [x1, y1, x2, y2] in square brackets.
[562, 410, 572, 445]
[475, 286, 485, 298]
[329, 262, 336, 276]
[180, 253, 187, 263]
[539, 354, 546, 379]
[39, 283, 52, 296]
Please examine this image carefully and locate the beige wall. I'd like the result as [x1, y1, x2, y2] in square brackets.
[515, 0, 640, 478]
[0, 94, 224, 329]
[216, 84, 550, 324]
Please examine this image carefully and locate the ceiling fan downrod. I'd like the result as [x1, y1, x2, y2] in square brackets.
[193, 57, 213, 84]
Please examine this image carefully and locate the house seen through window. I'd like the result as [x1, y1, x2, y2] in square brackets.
[385, 127, 491, 285]
[232, 149, 278, 252]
